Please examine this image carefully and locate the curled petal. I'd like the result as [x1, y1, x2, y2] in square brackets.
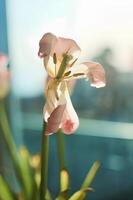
[38, 33, 57, 77]
[65, 61, 106, 88]
[38, 33, 80, 60]
[53, 37, 81, 64]
[45, 104, 66, 135]
[83, 62, 106, 88]
[38, 32, 57, 58]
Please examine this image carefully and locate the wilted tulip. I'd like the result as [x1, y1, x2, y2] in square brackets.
[38, 33, 106, 135]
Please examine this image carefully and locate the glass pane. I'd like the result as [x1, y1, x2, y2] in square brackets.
[2, 1, 133, 199]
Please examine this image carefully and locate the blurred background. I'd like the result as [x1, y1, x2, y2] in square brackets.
[1, 0, 133, 199]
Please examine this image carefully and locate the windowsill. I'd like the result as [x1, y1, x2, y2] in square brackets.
[22, 113, 133, 140]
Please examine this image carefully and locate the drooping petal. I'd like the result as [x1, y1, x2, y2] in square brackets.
[82, 62, 106, 88]
[38, 33, 57, 77]
[60, 86, 79, 134]
[45, 104, 66, 135]
[66, 62, 106, 88]
[38, 32, 57, 58]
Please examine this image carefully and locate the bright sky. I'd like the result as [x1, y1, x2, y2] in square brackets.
[74, 0, 133, 70]
[6, 0, 133, 97]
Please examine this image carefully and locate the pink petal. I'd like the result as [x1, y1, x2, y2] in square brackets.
[38, 33, 58, 77]
[81, 62, 106, 88]
[38, 32, 57, 58]
[38, 33, 81, 78]
[61, 89, 79, 135]
[53, 37, 81, 63]
[38, 33, 80, 59]
[45, 104, 66, 135]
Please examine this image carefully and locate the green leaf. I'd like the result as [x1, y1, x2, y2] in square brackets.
[0, 175, 14, 200]
[0, 102, 33, 198]
[19, 146, 38, 199]
[68, 188, 93, 200]
[81, 160, 101, 189]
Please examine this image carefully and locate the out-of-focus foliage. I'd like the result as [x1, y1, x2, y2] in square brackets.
[0, 145, 100, 200]
[0, 100, 100, 200]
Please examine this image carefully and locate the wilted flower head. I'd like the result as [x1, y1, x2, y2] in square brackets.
[0, 53, 9, 98]
[38, 33, 106, 135]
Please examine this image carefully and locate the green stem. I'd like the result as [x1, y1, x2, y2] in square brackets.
[56, 130, 66, 170]
[39, 121, 49, 200]
[0, 100, 28, 198]
[56, 130, 70, 196]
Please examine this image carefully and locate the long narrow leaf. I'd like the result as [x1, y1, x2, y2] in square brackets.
[19, 147, 39, 199]
[0, 175, 14, 200]
[68, 188, 93, 200]
[81, 161, 101, 189]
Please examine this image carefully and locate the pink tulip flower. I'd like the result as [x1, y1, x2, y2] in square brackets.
[0, 53, 9, 98]
[38, 33, 106, 135]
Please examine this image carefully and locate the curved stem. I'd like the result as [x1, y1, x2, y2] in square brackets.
[39, 121, 49, 200]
